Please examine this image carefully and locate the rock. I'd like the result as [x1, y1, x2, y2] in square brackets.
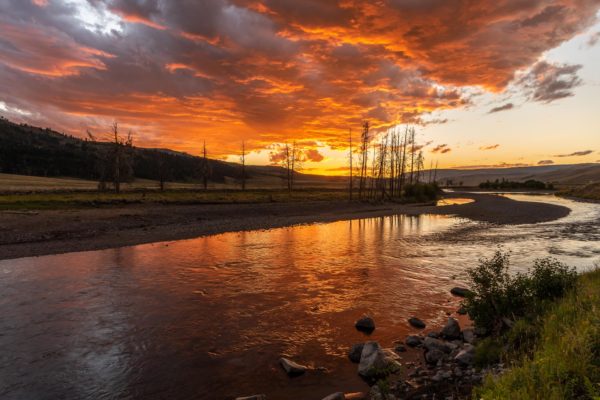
[357, 342, 401, 379]
[348, 343, 365, 363]
[236, 396, 266, 400]
[423, 337, 457, 354]
[457, 306, 468, 315]
[321, 393, 345, 400]
[462, 328, 475, 344]
[279, 357, 307, 376]
[355, 316, 375, 333]
[454, 345, 475, 367]
[405, 335, 423, 347]
[408, 317, 426, 329]
[425, 348, 446, 365]
[394, 344, 407, 353]
[450, 287, 472, 297]
[441, 317, 461, 340]
[427, 331, 440, 339]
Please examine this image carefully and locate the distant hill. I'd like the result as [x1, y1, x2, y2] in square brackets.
[0, 117, 295, 185]
[433, 164, 600, 187]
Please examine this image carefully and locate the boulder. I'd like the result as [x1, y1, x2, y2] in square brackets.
[355, 316, 375, 333]
[462, 328, 475, 344]
[236, 396, 266, 400]
[457, 306, 468, 315]
[357, 342, 400, 379]
[348, 343, 365, 363]
[321, 393, 345, 400]
[450, 287, 473, 297]
[405, 335, 423, 347]
[425, 349, 446, 365]
[454, 345, 475, 367]
[423, 337, 457, 354]
[408, 317, 426, 329]
[279, 357, 307, 376]
[394, 344, 407, 353]
[441, 317, 461, 340]
[426, 331, 440, 339]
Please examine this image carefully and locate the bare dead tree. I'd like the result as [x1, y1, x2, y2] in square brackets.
[348, 128, 353, 201]
[409, 126, 416, 185]
[88, 122, 134, 193]
[157, 151, 171, 191]
[199, 141, 211, 190]
[358, 121, 370, 199]
[240, 141, 246, 191]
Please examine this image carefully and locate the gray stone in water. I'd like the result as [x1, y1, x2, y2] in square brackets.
[321, 393, 345, 400]
[423, 337, 457, 354]
[405, 335, 423, 347]
[450, 287, 472, 297]
[394, 344, 407, 353]
[462, 328, 475, 344]
[355, 316, 375, 333]
[408, 317, 426, 329]
[358, 342, 401, 379]
[279, 357, 307, 376]
[427, 331, 440, 339]
[348, 343, 365, 363]
[441, 317, 461, 340]
[236, 396, 266, 400]
[425, 348, 446, 365]
[454, 345, 475, 367]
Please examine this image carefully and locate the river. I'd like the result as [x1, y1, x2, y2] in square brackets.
[0, 194, 598, 399]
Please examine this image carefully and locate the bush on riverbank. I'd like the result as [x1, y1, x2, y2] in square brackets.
[401, 182, 439, 203]
[474, 267, 600, 399]
[463, 251, 577, 334]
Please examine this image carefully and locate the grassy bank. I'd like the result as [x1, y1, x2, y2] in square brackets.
[474, 267, 600, 399]
[559, 182, 600, 201]
[0, 188, 353, 210]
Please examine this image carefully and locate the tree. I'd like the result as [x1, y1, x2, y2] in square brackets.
[156, 151, 171, 191]
[240, 141, 246, 191]
[199, 141, 211, 190]
[358, 121, 370, 199]
[348, 128, 353, 200]
[87, 122, 134, 193]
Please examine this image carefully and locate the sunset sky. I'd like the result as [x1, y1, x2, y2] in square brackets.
[1, 0, 599, 174]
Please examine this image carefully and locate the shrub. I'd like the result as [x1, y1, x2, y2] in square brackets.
[464, 251, 577, 334]
[402, 182, 439, 202]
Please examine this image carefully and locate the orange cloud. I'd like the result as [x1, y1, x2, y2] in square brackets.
[0, 0, 598, 163]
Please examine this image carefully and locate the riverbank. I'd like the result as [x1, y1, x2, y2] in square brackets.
[559, 182, 600, 202]
[0, 192, 570, 260]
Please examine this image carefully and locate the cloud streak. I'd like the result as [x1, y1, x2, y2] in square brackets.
[479, 144, 500, 151]
[488, 103, 514, 114]
[553, 150, 594, 157]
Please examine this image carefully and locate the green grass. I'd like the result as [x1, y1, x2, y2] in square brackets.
[474, 268, 600, 399]
[0, 188, 352, 210]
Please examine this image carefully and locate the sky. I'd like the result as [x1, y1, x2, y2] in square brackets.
[0, 0, 599, 174]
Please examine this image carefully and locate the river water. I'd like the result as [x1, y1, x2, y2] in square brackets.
[0, 195, 598, 400]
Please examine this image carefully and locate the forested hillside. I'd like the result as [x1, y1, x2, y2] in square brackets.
[0, 117, 266, 183]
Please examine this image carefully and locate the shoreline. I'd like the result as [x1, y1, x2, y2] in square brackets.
[0, 192, 570, 261]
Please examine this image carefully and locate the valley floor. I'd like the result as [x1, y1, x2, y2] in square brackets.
[0, 192, 570, 260]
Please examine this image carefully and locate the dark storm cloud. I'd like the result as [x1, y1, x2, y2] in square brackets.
[518, 61, 583, 103]
[554, 150, 594, 157]
[488, 103, 514, 113]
